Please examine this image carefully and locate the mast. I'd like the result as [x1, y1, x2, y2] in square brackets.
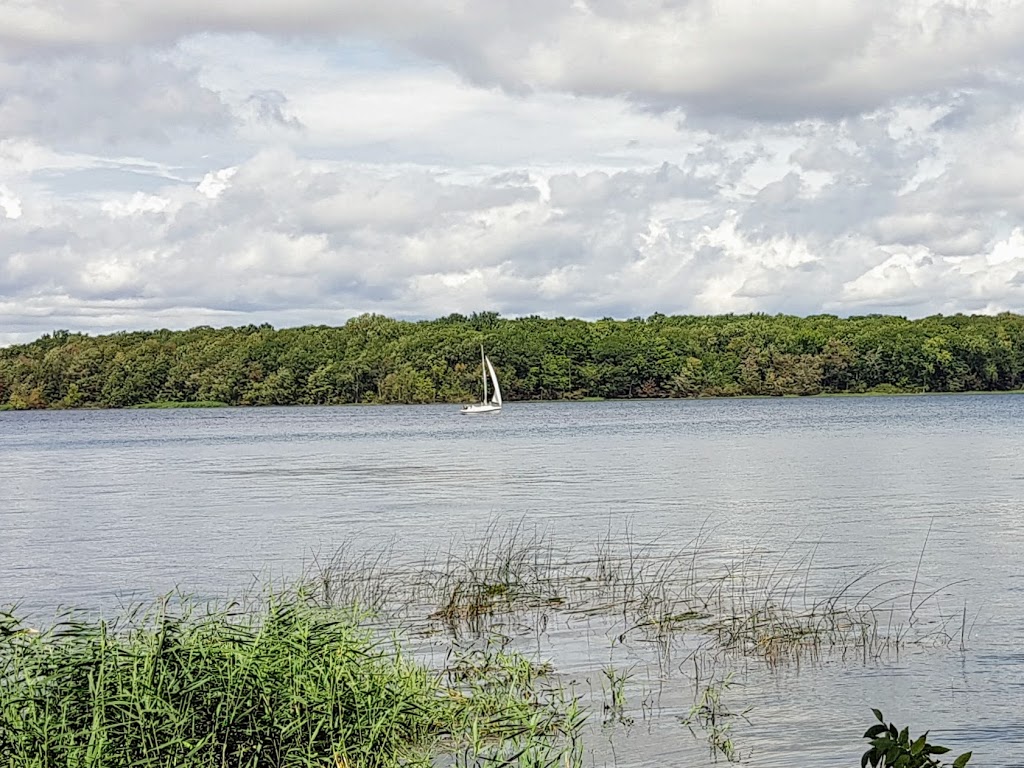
[481, 344, 488, 404]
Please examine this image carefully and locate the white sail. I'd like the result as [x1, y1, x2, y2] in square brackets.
[460, 347, 502, 414]
[485, 356, 502, 406]
[480, 345, 488, 404]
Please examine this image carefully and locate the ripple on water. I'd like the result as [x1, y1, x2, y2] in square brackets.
[2, 396, 1024, 766]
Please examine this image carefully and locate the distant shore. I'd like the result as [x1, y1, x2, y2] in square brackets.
[3, 388, 1021, 413]
[4, 313, 1024, 410]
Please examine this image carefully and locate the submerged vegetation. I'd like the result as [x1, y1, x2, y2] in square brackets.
[1, 524, 977, 765]
[3, 311, 1024, 409]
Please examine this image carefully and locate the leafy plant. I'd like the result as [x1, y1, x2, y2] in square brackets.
[861, 709, 972, 768]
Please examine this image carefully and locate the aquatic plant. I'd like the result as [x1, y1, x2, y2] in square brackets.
[599, 665, 633, 727]
[382, 522, 967, 669]
[303, 541, 400, 615]
[294, 522, 971, 763]
[861, 709, 972, 768]
[424, 521, 562, 635]
[0, 593, 584, 768]
[1, 522, 975, 767]
[679, 673, 750, 763]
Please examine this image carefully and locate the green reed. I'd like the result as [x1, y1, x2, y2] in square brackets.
[399, 521, 967, 667]
[0, 523, 972, 767]
[0, 592, 583, 768]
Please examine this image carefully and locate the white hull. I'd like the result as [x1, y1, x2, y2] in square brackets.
[461, 403, 501, 414]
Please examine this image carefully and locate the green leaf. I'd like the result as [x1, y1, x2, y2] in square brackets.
[927, 746, 951, 755]
[872, 708, 885, 723]
[910, 734, 927, 756]
[952, 752, 972, 768]
[865, 724, 889, 739]
[899, 726, 910, 745]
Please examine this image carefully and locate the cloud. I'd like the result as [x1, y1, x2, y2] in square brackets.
[242, 90, 303, 129]
[0, 51, 232, 149]
[3, 2, 1024, 344]
[6, 1, 1024, 120]
[5, 134, 1024, 342]
[0, 186, 22, 219]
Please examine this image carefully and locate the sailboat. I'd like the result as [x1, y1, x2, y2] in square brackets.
[461, 346, 502, 414]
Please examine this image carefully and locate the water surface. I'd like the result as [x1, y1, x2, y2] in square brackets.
[2, 396, 1022, 766]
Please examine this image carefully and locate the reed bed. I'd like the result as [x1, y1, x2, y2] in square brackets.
[0, 592, 584, 768]
[304, 521, 965, 667]
[1, 523, 968, 767]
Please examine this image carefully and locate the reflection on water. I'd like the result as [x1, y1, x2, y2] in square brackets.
[2, 395, 1023, 766]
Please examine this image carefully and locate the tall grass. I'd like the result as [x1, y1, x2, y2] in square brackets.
[424, 521, 563, 635]
[0, 592, 584, 768]
[404, 522, 968, 666]
[0, 524, 971, 767]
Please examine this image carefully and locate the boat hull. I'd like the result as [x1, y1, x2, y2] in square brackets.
[460, 403, 502, 414]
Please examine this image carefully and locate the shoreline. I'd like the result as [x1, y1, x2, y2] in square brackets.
[2, 387, 1022, 412]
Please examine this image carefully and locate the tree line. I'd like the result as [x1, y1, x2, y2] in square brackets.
[2, 311, 1024, 409]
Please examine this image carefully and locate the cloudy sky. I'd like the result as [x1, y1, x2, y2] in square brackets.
[3, 0, 1024, 344]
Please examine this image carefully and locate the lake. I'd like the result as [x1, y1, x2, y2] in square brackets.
[2, 395, 1023, 766]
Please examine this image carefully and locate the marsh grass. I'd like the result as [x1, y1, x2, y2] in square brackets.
[680, 673, 751, 763]
[290, 520, 968, 765]
[0, 592, 585, 768]
[303, 542, 401, 615]
[311, 520, 968, 672]
[2, 523, 968, 767]
[599, 666, 633, 727]
[422, 522, 565, 636]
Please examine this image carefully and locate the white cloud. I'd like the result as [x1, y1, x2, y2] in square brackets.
[197, 167, 238, 199]
[3, 1, 1024, 344]
[0, 51, 232, 149]
[0, 186, 22, 219]
[100, 193, 171, 218]
[7, 1, 1024, 118]
[4, 139, 1024, 338]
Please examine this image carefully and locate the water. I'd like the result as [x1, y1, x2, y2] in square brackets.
[2, 395, 1023, 766]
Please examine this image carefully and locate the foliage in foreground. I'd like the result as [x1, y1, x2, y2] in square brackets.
[862, 709, 972, 768]
[0, 528, 980, 768]
[303, 524, 977, 765]
[3, 311, 1024, 408]
[0, 595, 582, 768]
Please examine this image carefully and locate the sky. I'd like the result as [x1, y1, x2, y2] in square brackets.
[3, 0, 1024, 345]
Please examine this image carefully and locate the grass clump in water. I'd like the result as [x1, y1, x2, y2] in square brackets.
[426, 522, 562, 634]
[394, 520, 968, 673]
[0, 592, 584, 768]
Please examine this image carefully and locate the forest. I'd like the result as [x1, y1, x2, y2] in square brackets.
[2, 311, 1024, 409]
